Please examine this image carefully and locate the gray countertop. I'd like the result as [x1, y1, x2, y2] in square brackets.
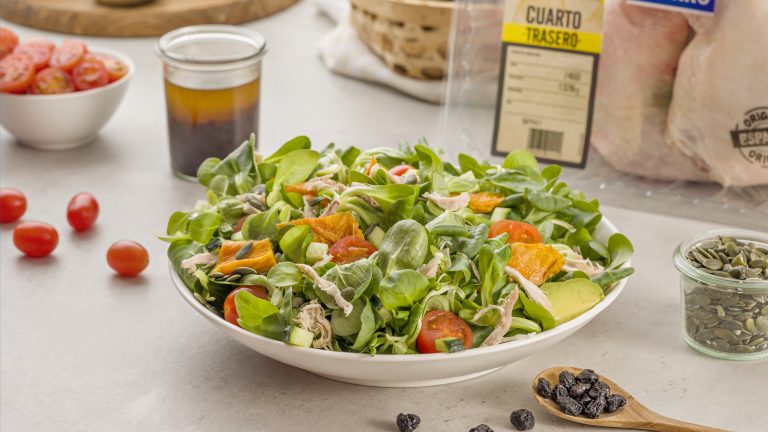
[1, 2, 765, 431]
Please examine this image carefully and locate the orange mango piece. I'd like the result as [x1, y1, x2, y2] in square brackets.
[213, 239, 277, 275]
[280, 212, 364, 246]
[507, 242, 565, 285]
[469, 192, 505, 214]
[284, 183, 315, 195]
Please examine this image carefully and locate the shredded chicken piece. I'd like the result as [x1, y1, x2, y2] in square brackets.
[303, 175, 346, 193]
[556, 246, 605, 277]
[505, 266, 555, 316]
[312, 252, 333, 268]
[320, 198, 340, 217]
[423, 192, 470, 211]
[302, 198, 316, 219]
[470, 304, 505, 324]
[418, 252, 444, 278]
[297, 301, 333, 350]
[500, 333, 536, 344]
[481, 288, 520, 347]
[181, 251, 216, 273]
[296, 264, 353, 316]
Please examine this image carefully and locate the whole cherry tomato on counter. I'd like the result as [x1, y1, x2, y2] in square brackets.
[107, 240, 149, 277]
[416, 310, 473, 354]
[223, 286, 269, 327]
[66, 192, 99, 232]
[488, 220, 543, 244]
[13, 221, 59, 257]
[0, 188, 27, 223]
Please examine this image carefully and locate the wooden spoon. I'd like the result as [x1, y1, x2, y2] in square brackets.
[532, 366, 732, 432]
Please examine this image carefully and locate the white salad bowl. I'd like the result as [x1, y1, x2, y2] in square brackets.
[171, 217, 630, 387]
[0, 47, 134, 150]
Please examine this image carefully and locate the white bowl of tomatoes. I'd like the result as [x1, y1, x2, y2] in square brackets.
[0, 31, 133, 150]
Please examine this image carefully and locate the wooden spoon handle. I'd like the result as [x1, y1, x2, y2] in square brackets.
[629, 402, 732, 432]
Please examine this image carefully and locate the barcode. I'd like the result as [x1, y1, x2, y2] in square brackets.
[527, 128, 563, 154]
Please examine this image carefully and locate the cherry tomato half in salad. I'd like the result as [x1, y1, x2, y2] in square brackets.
[14, 40, 54, 71]
[329, 236, 377, 264]
[72, 56, 108, 91]
[31, 67, 75, 94]
[223, 286, 269, 327]
[0, 188, 27, 223]
[49, 40, 87, 72]
[0, 28, 19, 60]
[13, 221, 58, 257]
[66, 192, 99, 232]
[107, 240, 149, 277]
[489, 220, 542, 244]
[389, 164, 414, 176]
[0, 53, 35, 94]
[416, 310, 473, 354]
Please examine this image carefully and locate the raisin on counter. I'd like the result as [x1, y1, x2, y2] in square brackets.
[468, 424, 493, 432]
[558, 370, 577, 389]
[396, 413, 421, 432]
[536, 378, 553, 399]
[510, 409, 535, 431]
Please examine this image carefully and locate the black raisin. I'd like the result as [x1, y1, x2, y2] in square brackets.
[604, 395, 627, 414]
[536, 378, 553, 399]
[557, 396, 583, 416]
[468, 424, 493, 432]
[588, 381, 610, 399]
[396, 413, 421, 432]
[578, 393, 593, 407]
[558, 370, 577, 389]
[553, 384, 569, 402]
[510, 409, 535, 431]
[569, 382, 590, 398]
[584, 396, 607, 419]
[575, 369, 599, 384]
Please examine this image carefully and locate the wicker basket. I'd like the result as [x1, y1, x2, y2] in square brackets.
[350, 0, 454, 80]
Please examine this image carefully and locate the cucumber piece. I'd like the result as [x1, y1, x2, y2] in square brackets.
[230, 231, 244, 241]
[491, 207, 511, 223]
[306, 242, 329, 265]
[286, 326, 314, 347]
[366, 226, 386, 248]
[435, 337, 466, 353]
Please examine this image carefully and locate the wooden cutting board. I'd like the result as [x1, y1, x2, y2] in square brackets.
[0, 0, 298, 37]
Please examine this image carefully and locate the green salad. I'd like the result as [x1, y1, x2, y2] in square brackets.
[163, 135, 634, 354]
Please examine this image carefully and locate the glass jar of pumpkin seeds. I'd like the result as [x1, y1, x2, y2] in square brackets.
[674, 230, 768, 360]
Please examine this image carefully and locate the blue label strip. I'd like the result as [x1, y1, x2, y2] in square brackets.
[627, 0, 715, 14]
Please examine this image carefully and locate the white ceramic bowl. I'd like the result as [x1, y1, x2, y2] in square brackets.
[171, 218, 630, 387]
[0, 47, 134, 150]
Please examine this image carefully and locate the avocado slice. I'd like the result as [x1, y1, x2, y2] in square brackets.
[541, 279, 605, 326]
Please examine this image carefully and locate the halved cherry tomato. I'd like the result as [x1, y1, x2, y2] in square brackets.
[329, 235, 377, 264]
[223, 286, 269, 327]
[14, 40, 54, 71]
[71, 56, 108, 91]
[389, 164, 414, 176]
[50, 40, 87, 72]
[0, 28, 19, 59]
[89, 53, 127, 82]
[107, 240, 149, 277]
[489, 220, 542, 244]
[66, 192, 99, 232]
[0, 53, 35, 94]
[13, 221, 58, 257]
[31, 67, 75, 94]
[0, 188, 27, 223]
[416, 310, 473, 354]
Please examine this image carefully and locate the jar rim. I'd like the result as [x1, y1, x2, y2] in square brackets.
[156, 25, 267, 67]
[673, 229, 768, 291]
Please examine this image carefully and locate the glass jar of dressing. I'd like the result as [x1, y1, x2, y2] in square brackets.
[157, 25, 266, 180]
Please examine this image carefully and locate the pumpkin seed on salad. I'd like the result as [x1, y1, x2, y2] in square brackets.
[162, 134, 634, 354]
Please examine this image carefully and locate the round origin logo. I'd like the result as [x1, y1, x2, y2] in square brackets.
[730, 107, 768, 167]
